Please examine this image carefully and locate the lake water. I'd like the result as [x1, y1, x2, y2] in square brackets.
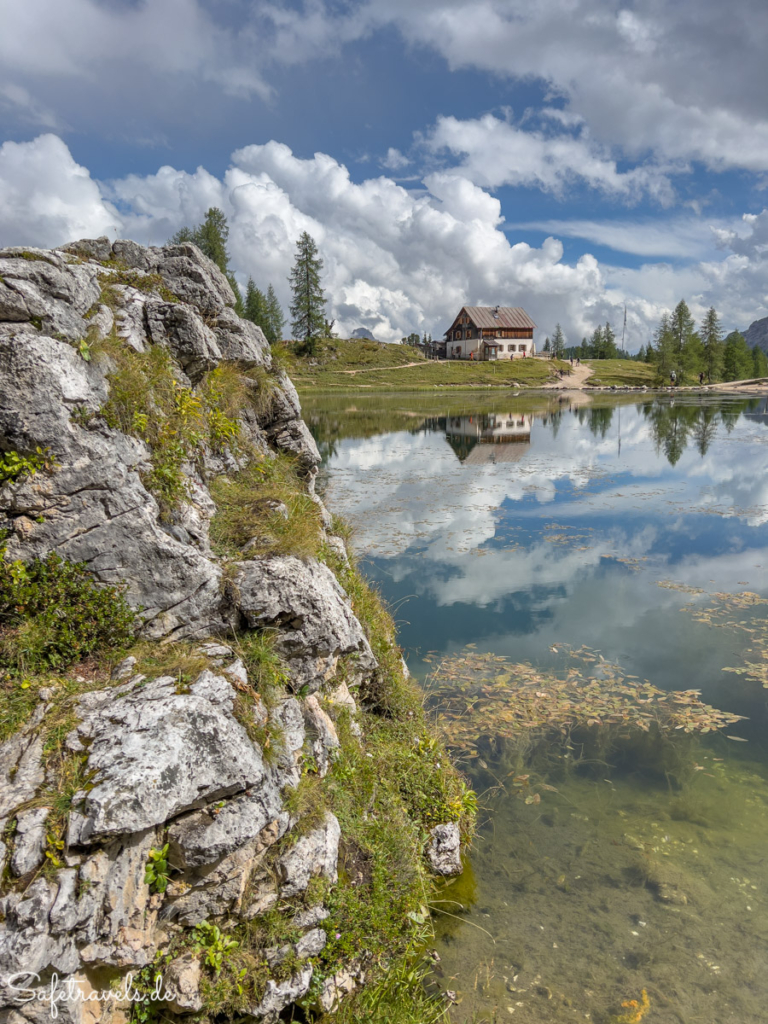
[306, 391, 768, 1024]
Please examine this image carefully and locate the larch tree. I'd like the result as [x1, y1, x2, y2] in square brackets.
[700, 306, 724, 382]
[551, 323, 566, 358]
[289, 232, 326, 353]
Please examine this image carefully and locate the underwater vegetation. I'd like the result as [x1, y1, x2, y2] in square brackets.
[432, 644, 744, 766]
[610, 988, 650, 1023]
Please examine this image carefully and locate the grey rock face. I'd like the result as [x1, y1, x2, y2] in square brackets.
[237, 557, 376, 693]
[10, 807, 49, 877]
[0, 708, 46, 818]
[145, 301, 222, 382]
[168, 783, 283, 869]
[0, 248, 101, 341]
[427, 823, 462, 876]
[163, 952, 203, 1014]
[0, 330, 227, 640]
[213, 307, 271, 367]
[66, 673, 265, 845]
[154, 245, 235, 314]
[278, 812, 340, 897]
[248, 966, 313, 1022]
[303, 695, 339, 777]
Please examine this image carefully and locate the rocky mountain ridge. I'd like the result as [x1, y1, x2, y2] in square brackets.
[744, 316, 768, 353]
[0, 238, 468, 1024]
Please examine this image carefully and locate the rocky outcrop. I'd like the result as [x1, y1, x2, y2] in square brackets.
[0, 237, 464, 1023]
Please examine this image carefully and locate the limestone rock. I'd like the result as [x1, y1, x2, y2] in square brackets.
[248, 966, 313, 1022]
[163, 953, 203, 1014]
[427, 823, 462, 877]
[168, 783, 283, 869]
[60, 236, 113, 262]
[318, 964, 365, 1013]
[212, 307, 271, 367]
[66, 673, 265, 845]
[292, 905, 329, 929]
[154, 244, 235, 314]
[0, 248, 101, 340]
[237, 557, 376, 693]
[0, 331, 227, 641]
[11, 807, 49, 877]
[144, 301, 222, 382]
[303, 695, 339, 777]
[295, 927, 327, 958]
[0, 878, 79, 981]
[0, 707, 46, 818]
[278, 812, 340, 898]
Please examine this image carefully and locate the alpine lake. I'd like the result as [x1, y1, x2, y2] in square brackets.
[305, 390, 768, 1024]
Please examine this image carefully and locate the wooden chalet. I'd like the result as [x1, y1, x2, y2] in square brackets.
[444, 306, 537, 360]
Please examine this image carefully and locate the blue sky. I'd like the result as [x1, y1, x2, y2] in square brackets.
[2, 0, 768, 345]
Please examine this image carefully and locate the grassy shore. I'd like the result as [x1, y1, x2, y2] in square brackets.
[278, 338, 568, 390]
[584, 359, 657, 388]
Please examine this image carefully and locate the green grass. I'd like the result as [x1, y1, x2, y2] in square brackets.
[209, 453, 324, 559]
[279, 338, 564, 391]
[584, 359, 657, 387]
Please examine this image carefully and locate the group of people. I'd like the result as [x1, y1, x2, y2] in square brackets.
[669, 370, 708, 387]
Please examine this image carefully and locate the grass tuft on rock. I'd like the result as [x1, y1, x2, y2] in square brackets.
[210, 454, 324, 559]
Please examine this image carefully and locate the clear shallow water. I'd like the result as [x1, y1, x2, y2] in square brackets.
[306, 392, 768, 1023]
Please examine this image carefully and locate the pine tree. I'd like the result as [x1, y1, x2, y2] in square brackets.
[265, 285, 285, 344]
[723, 331, 753, 381]
[552, 324, 566, 358]
[752, 345, 768, 378]
[289, 232, 326, 351]
[700, 306, 724, 382]
[543, 337, 551, 353]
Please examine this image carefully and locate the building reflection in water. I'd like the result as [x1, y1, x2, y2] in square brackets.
[444, 412, 532, 464]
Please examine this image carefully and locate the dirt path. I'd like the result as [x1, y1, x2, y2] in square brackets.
[339, 361, 425, 375]
[543, 362, 595, 390]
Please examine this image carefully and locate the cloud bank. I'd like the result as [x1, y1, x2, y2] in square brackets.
[2, 134, 768, 343]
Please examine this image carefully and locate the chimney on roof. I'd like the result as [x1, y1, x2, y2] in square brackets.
[493, 305, 499, 318]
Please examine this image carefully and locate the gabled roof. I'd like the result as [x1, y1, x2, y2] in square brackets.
[463, 306, 537, 330]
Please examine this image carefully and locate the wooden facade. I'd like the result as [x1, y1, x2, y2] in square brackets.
[444, 306, 537, 361]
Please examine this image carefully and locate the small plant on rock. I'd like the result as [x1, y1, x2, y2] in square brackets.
[0, 447, 55, 485]
[144, 844, 171, 893]
[193, 921, 240, 973]
[0, 552, 135, 674]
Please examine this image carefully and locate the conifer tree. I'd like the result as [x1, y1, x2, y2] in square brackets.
[752, 344, 768, 378]
[244, 278, 268, 330]
[700, 306, 724, 382]
[602, 321, 618, 359]
[552, 324, 566, 358]
[723, 331, 753, 381]
[265, 285, 285, 344]
[543, 337, 551, 353]
[289, 232, 326, 352]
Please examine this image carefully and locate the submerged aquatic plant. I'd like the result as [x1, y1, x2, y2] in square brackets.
[611, 988, 650, 1023]
[433, 644, 745, 762]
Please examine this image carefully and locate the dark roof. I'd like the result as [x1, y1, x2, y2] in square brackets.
[463, 306, 537, 330]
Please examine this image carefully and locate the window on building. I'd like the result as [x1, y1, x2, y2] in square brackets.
[509, 344, 516, 352]
[520, 344, 527, 352]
